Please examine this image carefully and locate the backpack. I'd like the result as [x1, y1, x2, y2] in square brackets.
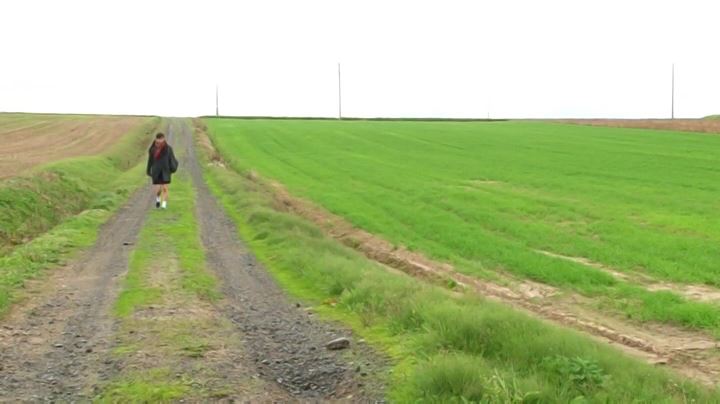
[169, 149, 179, 173]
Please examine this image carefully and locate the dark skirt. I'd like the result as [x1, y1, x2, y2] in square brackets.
[152, 171, 171, 185]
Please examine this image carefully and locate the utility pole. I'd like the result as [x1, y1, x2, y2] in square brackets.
[671, 64, 675, 120]
[215, 84, 219, 117]
[337, 62, 342, 119]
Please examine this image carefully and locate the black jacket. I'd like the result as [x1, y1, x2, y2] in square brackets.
[146, 143, 178, 182]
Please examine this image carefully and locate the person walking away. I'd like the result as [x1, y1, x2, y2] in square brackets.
[146, 132, 178, 209]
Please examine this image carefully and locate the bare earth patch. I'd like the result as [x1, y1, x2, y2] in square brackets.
[536, 249, 631, 280]
[537, 249, 720, 304]
[646, 284, 720, 303]
[467, 179, 502, 186]
[555, 119, 720, 134]
[0, 114, 150, 179]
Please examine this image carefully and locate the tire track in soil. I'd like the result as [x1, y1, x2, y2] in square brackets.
[176, 119, 382, 401]
[0, 185, 152, 401]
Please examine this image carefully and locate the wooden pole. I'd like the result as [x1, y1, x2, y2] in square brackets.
[671, 64, 675, 120]
[338, 63, 342, 119]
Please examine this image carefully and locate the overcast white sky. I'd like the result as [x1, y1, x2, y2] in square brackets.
[1, 0, 719, 118]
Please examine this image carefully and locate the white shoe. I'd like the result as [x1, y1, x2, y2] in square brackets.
[161, 201, 167, 209]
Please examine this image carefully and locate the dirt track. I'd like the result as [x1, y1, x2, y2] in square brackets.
[0, 183, 152, 400]
[176, 119, 381, 400]
[0, 118, 380, 401]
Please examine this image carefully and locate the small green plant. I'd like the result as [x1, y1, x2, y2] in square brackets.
[413, 354, 542, 403]
[542, 355, 608, 393]
[96, 368, 189, 402]
[482, 369, 542, 403]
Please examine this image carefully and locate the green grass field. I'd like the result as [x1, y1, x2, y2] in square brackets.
[204, 118, 720, 334]
[197, 124, 720, 402]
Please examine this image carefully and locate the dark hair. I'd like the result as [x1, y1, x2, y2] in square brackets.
[155, 132, 165, 139]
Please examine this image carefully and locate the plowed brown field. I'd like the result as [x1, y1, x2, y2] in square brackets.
[556, 118, 720, 134]
[0, 114, 150, 178]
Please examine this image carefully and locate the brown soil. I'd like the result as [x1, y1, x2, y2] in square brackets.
[554, 119, 720, 134]
[219, 153, 720, 387]
[0, 114, 149, 179]
[537, 249, 720, 304]
[536, 250, 631, 280]
[647, 284, 720, 303]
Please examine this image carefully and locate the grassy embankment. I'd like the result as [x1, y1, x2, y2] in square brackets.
[0, 116, 160, 314]
[203, 118, 720, 337]
[197, 120, 720, 402]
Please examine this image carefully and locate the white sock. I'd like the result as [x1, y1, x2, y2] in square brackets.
[156, 196, 161, 202]
[161, 200, 167, 209]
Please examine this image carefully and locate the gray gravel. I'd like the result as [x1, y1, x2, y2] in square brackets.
[178, 119, 385, 401]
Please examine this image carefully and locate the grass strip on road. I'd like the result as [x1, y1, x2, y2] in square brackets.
[114, 174, 218, 317]
[102, 162, 264, 402]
